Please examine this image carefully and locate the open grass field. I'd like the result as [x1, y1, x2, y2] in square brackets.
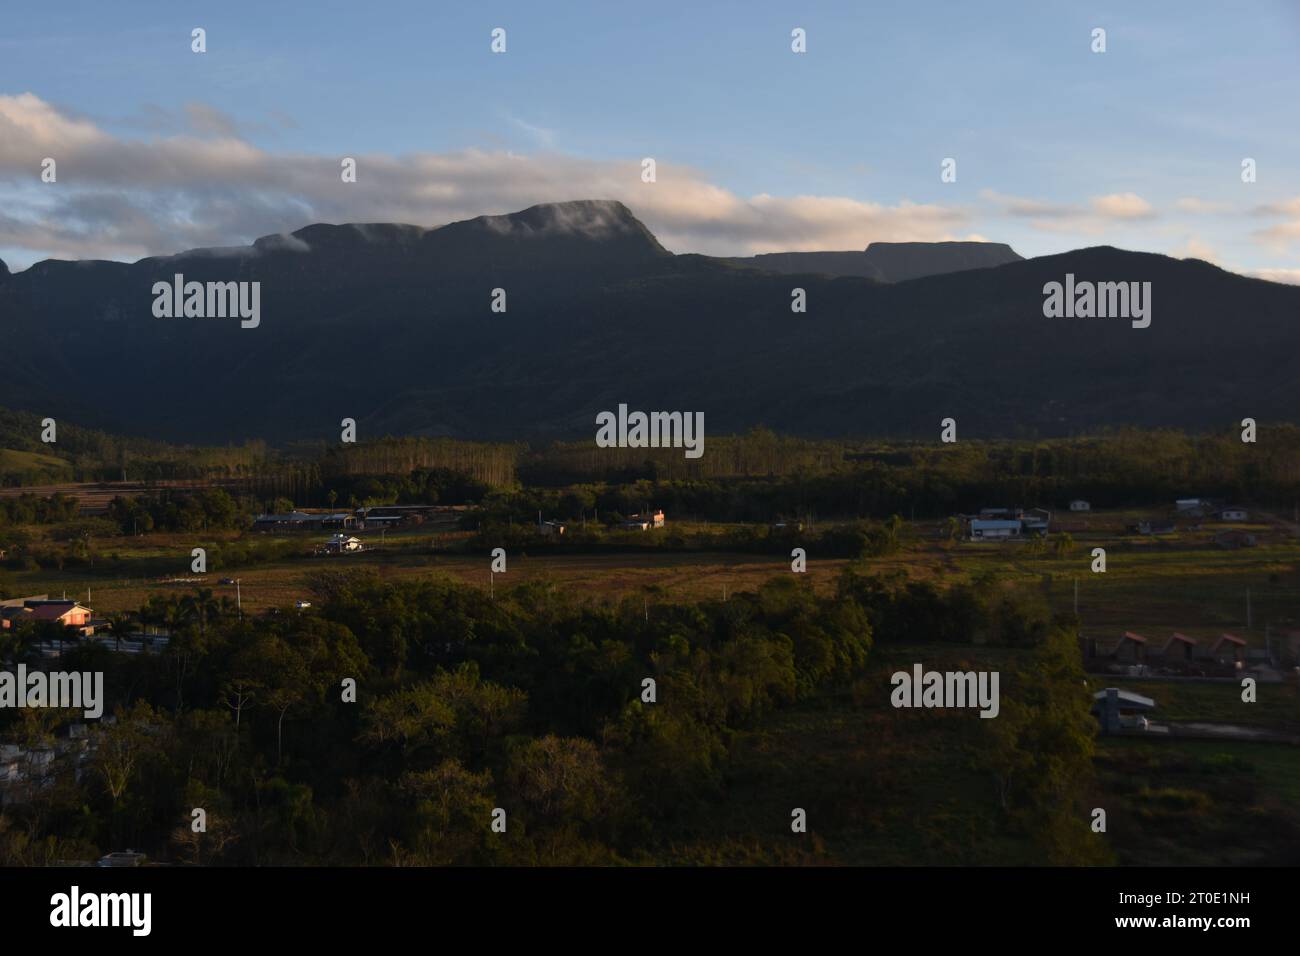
[1096, 737, 1300, 866]
[0, 448, 69, 475]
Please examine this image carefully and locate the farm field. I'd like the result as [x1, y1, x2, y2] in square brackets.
[6, 514, 1300, 649]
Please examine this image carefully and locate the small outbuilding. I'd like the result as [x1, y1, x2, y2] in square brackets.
[1160, 632, 1197, 662]
[1211, 633, 1247, 664]
[1092, 687, 1157, 734]
[1069, 500, 1091, 512]
[1115, 631, 1147, 663]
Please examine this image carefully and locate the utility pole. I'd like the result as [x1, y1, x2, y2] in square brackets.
[236, 579, 242, 619]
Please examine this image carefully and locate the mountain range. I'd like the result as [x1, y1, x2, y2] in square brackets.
[2, 199, 1298, 444]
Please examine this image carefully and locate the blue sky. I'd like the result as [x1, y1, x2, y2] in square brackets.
[2, 0, 1299, 277]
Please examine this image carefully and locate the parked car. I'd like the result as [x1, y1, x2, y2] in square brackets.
[219, 578, 236, 585]
[295, 600, 312, 610]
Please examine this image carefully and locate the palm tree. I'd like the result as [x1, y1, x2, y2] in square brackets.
[181, 588, 220, 637]
[106, 612, 135, 653]
[1054, 532, 1076, 560]
[884, 513, 905, 552]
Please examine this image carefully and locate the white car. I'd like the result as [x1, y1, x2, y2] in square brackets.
[295, 600, 312, 610]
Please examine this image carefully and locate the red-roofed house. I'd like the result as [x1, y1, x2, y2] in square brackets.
[1117, 631, 1147, 663]
[1211, 633, 1246, 664]
[1161, 632, 1197, 662]
[2, 600, 95, 637]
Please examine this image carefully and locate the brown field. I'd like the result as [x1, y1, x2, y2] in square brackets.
[31, 549, 860, 615]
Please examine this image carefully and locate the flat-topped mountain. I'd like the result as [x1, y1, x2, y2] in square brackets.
[1, 202, 1296, 443]
[721, 240, 1023, 282]
[861, 240, 1023, 282]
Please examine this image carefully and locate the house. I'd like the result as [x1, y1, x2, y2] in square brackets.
[1091, 687, 1157, 734]
[1175, 497, 1213, 517]
[539, 520, 566, 537]
[1115, 631, 1147, 663]
[1160, 632, 1197, 662]
[1211, 633, 1246, 664]
[1214, 530, 1256, 549]
[1019, 508, 1051, 536]
[322, 534, 363, 554]
[1069, 500, 1091, 512]
[623, 510, 665, 531]
[1217, 507, 1249, 522]
[1, 599, 94, 636]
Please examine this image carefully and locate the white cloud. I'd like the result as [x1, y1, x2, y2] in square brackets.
[0, 93, 973, 267]
[1244, 267, 1300, 285]
[978, 189, 1071, 219]
[1090, 192, 1155, 220]
[1175, 197, 1232, 214]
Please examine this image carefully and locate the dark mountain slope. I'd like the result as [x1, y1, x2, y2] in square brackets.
[1, 203, 1296, 443]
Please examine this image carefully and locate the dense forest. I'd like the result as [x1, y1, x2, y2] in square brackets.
[0, 568, 1101, 866]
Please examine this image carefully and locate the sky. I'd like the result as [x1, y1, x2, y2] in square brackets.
[1, 0, 1299, 279]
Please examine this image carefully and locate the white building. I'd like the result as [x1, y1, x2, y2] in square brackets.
[325, 534, 363, 553]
